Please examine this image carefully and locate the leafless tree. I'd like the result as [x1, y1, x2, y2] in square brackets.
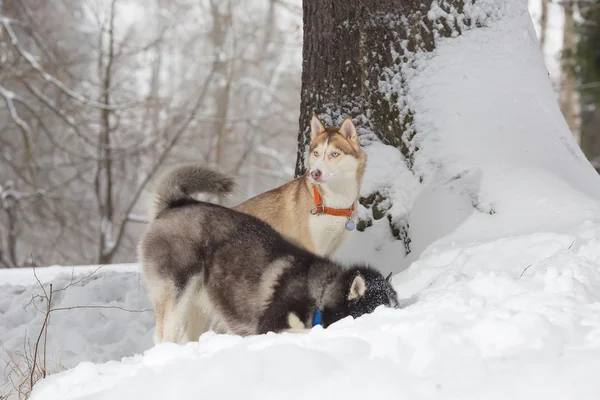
[0, 0, 302, 267]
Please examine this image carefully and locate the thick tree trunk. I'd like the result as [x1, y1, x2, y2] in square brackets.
[296, 0, 469, 177]
[296, 0, 468, 249]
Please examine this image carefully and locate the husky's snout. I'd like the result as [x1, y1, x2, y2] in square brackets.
[310, 169, 322, 182]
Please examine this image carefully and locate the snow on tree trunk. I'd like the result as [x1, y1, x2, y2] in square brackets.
[297, 0, 600, 275]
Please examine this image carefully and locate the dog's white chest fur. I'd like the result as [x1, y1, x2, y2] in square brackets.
[308, 183, 357, 257]
[309, 214, 350, 256]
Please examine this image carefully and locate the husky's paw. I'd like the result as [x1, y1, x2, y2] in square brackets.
[282, 312, 311, 334]
[287, 312, 307, 330]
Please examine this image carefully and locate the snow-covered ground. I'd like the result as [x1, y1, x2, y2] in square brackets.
[3, 223, 598, 399]
[0, 265, 154, 398]
[2, 0, 600, 399]
[336, 0, 600, 275]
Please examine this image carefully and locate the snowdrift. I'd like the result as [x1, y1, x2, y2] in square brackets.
[18, 224, 600, 400]
[337, 0, 600, 274]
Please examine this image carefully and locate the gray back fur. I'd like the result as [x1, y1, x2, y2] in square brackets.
[151, 164, 235, 219]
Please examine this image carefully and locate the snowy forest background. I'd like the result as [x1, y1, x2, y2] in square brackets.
[0, 0, 599, 268]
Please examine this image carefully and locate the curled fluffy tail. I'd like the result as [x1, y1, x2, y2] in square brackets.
[151, 165, 235, 219]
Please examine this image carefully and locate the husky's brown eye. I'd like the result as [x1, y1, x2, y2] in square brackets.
[331, 151, 340, 158]
[313, 151, 319, 156]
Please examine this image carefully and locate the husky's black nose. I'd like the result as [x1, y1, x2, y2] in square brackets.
[310, 169, 322, 181]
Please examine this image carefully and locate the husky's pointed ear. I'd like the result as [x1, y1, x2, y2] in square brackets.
[310, 114, 326, 142]
[386, 272, 393, 283]
[348, 274, 366, 300]
[340, 117, 359, 146]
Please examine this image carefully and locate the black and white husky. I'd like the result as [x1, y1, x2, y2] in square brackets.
[138, 165, 399, 344]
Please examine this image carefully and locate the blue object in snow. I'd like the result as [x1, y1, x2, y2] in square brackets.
[313, 308, 322, 327]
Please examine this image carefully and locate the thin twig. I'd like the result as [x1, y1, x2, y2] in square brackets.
[103, 65, 217, 260]
[32, 267, 48, 304]
[43, 284, 52, 379]
[520, 264, 533, 277]
[29, 305, 48, 390]
[1, 18, 138, 111]
[55, 265, 106, 292]
[24, 265, 148, 392]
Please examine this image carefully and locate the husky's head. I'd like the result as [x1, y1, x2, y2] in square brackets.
[322, 265, 399, 327]
[307, 115, 366, 189]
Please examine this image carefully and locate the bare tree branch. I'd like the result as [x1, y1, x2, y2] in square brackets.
[102, 65, 217, 260]
[1, 17, 138, 111]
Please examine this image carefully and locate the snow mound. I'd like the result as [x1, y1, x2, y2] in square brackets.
[28, 223, 600, 400]
[337, 0, 600, 275]
[0, 265, 154, 397]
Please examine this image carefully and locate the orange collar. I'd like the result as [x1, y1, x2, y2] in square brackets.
[310, 185, 355, 217]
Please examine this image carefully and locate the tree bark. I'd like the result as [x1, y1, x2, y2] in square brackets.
[296, 0, 472, 176]
[296, 0, 469, 249]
